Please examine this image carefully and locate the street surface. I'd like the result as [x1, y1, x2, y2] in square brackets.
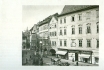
[43, 56, 98, 66]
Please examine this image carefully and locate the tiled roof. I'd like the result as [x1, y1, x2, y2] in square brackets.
[38, 13, 58, 26]
[59, 5, 99, 16]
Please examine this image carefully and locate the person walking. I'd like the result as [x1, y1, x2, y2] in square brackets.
[76, 60, 78, 66]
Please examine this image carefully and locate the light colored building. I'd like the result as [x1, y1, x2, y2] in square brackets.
[49, 14, 58, 55]
[57, 5, 99, 64]
[37, 13, 58, 55]
[37, 16, 51, 55]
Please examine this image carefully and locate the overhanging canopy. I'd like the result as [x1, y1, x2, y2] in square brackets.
[56, 51, 67, 55]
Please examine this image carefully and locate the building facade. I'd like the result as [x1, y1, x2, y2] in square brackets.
[49, 14, 58, 55]
[37, 16, 51, 56]
[37, 13, 58, 56]
[22, 28, 30, 50]
[30, 24, 39, 50]
[57, 5, 99, 64]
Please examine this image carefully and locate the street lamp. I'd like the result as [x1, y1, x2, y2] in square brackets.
[40, 41, 42, 55]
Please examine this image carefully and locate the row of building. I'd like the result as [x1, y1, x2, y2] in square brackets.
[22, 5, 99, 64]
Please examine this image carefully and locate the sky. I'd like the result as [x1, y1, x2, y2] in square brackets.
[22, 5, 64, 31]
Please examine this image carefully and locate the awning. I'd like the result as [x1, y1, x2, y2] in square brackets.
[79, 54, 90, 58]
[56, 51, 67, 55]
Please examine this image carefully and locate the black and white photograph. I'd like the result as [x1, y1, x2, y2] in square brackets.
[22, 5, 99, 66]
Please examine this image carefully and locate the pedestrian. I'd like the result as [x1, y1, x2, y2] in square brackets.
[72, 58, 74, 62]
[39, 57, 43, 66]
[76, 61, 78, 66]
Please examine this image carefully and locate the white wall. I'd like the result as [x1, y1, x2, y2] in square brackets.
[57, 8, 99, 51]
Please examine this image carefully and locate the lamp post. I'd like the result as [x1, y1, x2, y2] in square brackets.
[40, 41, 42, 56]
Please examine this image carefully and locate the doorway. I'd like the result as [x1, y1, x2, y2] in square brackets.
[75, 53, 78, 61]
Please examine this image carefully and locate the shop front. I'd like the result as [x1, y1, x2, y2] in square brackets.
[58, 48, 93, 63]
[56, 50, 68, 59]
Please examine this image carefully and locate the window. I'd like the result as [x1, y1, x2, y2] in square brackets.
[79, 39, 82, 47]
[78, 14, 82, 21]
[71, 16, 75, 21]
[55, 32, 56, 36]
[64, 29, 66, 35]
[86, 11, 91, 20]
[96, 10, 99, 18]
[55, 41, 56, 46]
[79, 27, 82, 34]
[72, 28, 75, 34]
[60, 29, 62, 35]
[60, 19, 62, 24]
[64, 18, 66, 23]
[71, 39, 76, 47]
[87, 39, 91, 47]
[50, 27, 51, 29]
[52, 41, 54, 46]
[52, 32, 54, 36]
[97, 39, 99, 48]
[50, 41, 52, 46]
[60, 40, 62, 46]
[87, 26, 91, 33]
[64, 40, 67, 46]
[55, 24, 56, 28]
[50, 32, 51, 36]
[97, 24, 99, 33]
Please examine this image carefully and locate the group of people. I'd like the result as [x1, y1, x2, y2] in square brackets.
[51, 58, 70, 66]
[51, 57, 79, 66]
[33, 52, 43, 66]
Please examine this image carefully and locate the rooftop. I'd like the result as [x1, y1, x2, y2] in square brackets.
[37, 13, 58, 26]
[59, 5, 99, 17]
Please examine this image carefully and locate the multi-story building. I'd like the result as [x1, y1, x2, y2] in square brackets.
[22, 31, 27, 50]
[57, 5, 99, 64]
[37, 13, 58, 55]
[22, 28, 30, 50]
[49, 13, 58, 55]
[30, 24, 39, 50]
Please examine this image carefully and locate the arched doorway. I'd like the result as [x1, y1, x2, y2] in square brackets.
[50, 49, 56, 56]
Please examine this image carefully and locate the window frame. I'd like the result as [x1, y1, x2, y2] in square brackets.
[71, 39, 76, 47]
[79, 39, 82, 47]
[60, 19, 62, 24]
[79, 27, 82, 34]
[71, 16, 75, 22]
[78, 14, 82, 21]
[72, 28, 75, 34]
[64, 17, 66, 23]
[60, 29, 62, 35]
[64, 40, 67, 46]
[60, 40, 62, 46]
[87, 39, 91, 47]
[86, 25, 91, 34]
[64, 28, 66, 35]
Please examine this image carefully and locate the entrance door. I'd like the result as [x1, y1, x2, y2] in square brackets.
[75, 53, 78, 61]
[85, 58, 88, 63]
